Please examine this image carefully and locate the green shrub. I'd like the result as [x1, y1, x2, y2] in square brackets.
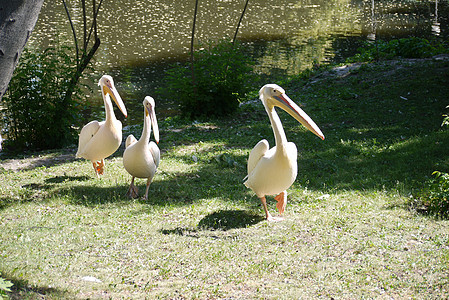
[0, 277, 12, 299]
[418, 171, 449, 219]
[158, 40, 255, 119]
[442, 106, 449, 127]
[348, 37, 449, 62]
[2, 46, 87, 151]
[417, 108, 449, 218]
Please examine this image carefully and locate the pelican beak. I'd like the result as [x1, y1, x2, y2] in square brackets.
[146, 105, 159, 144]
[274, 93, 325, 140]
[103, 83, 128, 117]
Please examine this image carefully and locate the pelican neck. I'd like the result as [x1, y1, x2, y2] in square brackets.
[140, 109, 151, 143]
[265, 103, 288, 150]
[103, 93, 117, 122]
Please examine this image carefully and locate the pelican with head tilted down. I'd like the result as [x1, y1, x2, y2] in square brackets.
[123, 96, 160, 200]
[76, 75, 127, 176]
[244, 84, 324, 221]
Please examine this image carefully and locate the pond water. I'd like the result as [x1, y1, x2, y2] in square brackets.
[30, 0, 449, 124]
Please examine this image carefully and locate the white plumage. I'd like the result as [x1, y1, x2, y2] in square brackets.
[76, 75, 127, 176]
[123, 96, 160, 200]
[244, 84, 324, 221]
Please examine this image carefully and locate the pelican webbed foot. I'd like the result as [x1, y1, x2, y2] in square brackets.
[92, 160, 105, 176]
[92, 162, 98, 177]
[275, 191, 287, 216]
[267, 215, 285, 222]
[126, 177, 139, 198]
[260, 196, 285, 222]
[97, 159, 105, 175]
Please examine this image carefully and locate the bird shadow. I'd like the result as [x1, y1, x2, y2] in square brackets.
[44, 175, 90, 184]
[197, 209, 264, 230]
[160, 209, 264, 238]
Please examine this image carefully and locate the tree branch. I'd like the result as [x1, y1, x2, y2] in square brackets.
[86, 0, 103, 51]
[233, 0, 249, 45]
[62, 0, 79, 65]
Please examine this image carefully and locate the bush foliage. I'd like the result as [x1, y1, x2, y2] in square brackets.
[0, 277, 12, 299]
[2, 46, 87, 151]
[414, 108, 449, 219]
[159, 40, 255, 119]
[348, 37, 449, 62]
[419, 171, 449, 219]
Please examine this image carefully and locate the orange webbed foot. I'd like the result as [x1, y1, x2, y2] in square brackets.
[96, 160, 105, 175]
[275, 191, 287, 215]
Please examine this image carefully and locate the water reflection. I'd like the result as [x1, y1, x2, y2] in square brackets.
[29, 0, 448, 124]
[432, 0, 441, 36]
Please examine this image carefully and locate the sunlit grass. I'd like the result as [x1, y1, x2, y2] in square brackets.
[1, 58, 449, 298]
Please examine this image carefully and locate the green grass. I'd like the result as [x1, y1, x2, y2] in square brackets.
[1, 58, 449, 299]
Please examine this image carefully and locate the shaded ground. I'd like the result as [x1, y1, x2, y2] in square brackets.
[1, 149, 76, 171]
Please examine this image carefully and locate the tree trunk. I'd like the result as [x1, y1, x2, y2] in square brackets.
[0, 0, 44, 100]
[190, 0, 199, 93]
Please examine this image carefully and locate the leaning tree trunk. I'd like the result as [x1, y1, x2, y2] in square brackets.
[0, 0, 44, 100]
[190, 0, 199, 94]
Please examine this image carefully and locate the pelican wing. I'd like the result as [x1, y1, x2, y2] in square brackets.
[149, 141, 160, 168]
[125, 134, 138, 148]
[76, 120, 102, 158]
[247, 139, 269, 175]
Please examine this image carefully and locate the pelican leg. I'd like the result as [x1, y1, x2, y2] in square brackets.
[260, 196, 272, 220]
[143, 177, 154, 200]
[92, 162, 99, 177]
[275, 191, 287, 216]
[97, 159, 105, 175]
[126, 177, 139, 198]
[260, 197, 284, 222]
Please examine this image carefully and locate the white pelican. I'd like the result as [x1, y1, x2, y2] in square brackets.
[76, 75, 127, 176]
[123, 96, 160, 200]
[244, 84, 324, 221]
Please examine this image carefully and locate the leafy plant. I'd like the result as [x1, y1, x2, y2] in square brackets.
[348, 37, 449, 62]
[0, 277, 13, 299]
[2, 46, 88, 151]
[159, 40, 255, 119]
[442, 106, 449, 127]
[417, 107, 449, 219]
[414, 107, 449, 219]
[417, 171, 449, 219]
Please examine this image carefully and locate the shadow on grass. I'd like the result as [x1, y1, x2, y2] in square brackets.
[1, 271, 68, 299]
[296, 129, 449, 193]
[197, 209, 264, 230]
[44, 175, 90, 184]
[0, 175, 92, 210]
[160, 210, 264, 236]
[55, 151, 253, 208]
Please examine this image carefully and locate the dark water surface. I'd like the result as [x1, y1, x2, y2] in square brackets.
[30, 0, 449, 124]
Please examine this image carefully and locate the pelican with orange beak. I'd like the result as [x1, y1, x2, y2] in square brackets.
[244, 84, 324, 221]
[123, 96, 160, 200]
[76, 75, 128, 176]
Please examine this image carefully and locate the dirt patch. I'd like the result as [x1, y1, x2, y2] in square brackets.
[0, 151, 76, 172]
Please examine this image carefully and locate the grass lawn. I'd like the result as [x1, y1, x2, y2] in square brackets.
[1, 57, 449, 299]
